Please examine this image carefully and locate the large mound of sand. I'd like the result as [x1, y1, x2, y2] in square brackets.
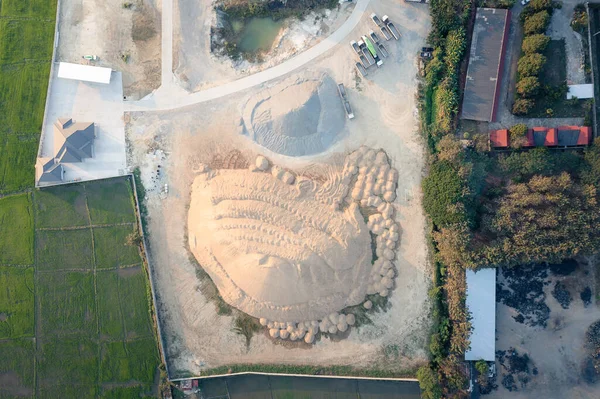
[188, 147, 400, 342]
[241, 74, 346, 157]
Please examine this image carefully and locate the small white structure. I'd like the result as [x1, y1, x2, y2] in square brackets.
[567, 84, 594, 100]
[57, 62, 112, 84]
[465, 268, 496, 362]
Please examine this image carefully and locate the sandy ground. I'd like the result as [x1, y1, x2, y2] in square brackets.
[56, 0, 161, 100]
[127, 0, 431, 377]
[173, 0, 353, 92]
[488, 258, 600, 399]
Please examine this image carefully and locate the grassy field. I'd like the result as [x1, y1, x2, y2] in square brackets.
[0, 178, 162, 398]
[0, 0, 57, 194]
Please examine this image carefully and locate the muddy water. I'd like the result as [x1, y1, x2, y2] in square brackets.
[235, 17, 283, 53]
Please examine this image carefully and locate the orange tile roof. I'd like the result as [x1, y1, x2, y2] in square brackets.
[490, 129, 509, 148]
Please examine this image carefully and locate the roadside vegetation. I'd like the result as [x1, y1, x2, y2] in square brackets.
[418, 0, 600, 397]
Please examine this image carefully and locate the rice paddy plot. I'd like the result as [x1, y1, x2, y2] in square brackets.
[36, 337, 98, 390]
[36, 228, 94, 271]
[37, 271, 96, 337]
[0, 193, 34, 265]
[0, 266, 34, 339]
[93, 225, 142, 269]
[0, 0, 58, 19]
[85, 179, 137, 224]
[100, 338, 159, 386]
[0, 338, 35, 398]
[97, 268, 154, 339]
[34, 184, 89, 228]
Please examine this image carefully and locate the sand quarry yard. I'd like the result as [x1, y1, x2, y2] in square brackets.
[126, 0, 432, 376]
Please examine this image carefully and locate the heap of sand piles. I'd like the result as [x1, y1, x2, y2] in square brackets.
[241, 74, 346, 157]
[188, 147, 400, 343]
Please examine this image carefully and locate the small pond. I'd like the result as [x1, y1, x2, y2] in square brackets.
[234, 17, 284, 53]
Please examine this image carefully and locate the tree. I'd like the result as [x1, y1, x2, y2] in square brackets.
[422, 161, 468, 228]
[436, 135, 464, 165]
[517, 53, 546, 77]
[445, 28, 467, 70]
[529, 0, 552, 12]
[475, 360, 489, 375]
[417, 366, 442, 399]
[516, 76, 541, 97]
[512, 98, 535, 115]
[523, 10, 551, 35]
[521, 34, 550, 54]
[509, 123, 528, 149]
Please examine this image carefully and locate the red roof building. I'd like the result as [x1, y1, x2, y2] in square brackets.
[492, 126, 591, 150]
[490, 129, 509, 148]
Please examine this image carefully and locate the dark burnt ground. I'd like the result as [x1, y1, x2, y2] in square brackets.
[496, 348, 536, 392]
[497, 264, 551, 328]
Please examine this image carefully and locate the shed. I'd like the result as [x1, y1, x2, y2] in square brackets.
[465, 268, 496, 362]
[567, 84, 594, 100]
[490, 129, 509, 148]
[57, 62, 112, 84]
[557, 126, 591, 146]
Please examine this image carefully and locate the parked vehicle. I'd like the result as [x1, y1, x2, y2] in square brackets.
[356, 62, 368, 77]
[337, 83, 355, 119]
[378, 43, 389, 58]
[362, 36, 383, 66]
[369, 30, 381, 44]
[521, 0, 530, 5]
[350, 40, 361, 55]
[422, 46, 434, 52]
[380, 25, 393, 41]
[382, 15, 401, 40]
[358, 40, 376, 66]
[371, 13, 383, 27]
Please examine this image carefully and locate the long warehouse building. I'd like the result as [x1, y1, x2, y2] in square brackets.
[461, 8, 510, 122]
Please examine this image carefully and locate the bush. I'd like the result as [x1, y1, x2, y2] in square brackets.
[524, 10, 551, 35]
[516, 76, 541, 97]
[521, 34, 550, 54]
[475, 359, 489, 375]
[417, 366, 442, 399]
[513, 98, 535, 115]
[517, 53, 546, 77]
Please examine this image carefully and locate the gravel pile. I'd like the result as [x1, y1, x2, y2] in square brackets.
[241, 74, 345, 157]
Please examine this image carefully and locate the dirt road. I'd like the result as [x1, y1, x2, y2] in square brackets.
[124, 0, 372, 112]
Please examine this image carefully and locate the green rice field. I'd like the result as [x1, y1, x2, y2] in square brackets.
[0, 178, 162, 398]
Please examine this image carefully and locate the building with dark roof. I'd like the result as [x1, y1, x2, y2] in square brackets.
[461, 8, 510, 122]
[557, 126, 591, 146]
[526, 127, 557, 147]
[35, 157, 64, 185]
[35, 118, 95, 187]
[490, 129, 509, 148]
[54, 118, 95, 163]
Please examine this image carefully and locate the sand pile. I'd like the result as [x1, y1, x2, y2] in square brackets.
[188, 147, 400, 343]
[241, 74, 346, 157]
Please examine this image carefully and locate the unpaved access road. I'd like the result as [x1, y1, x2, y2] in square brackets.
[124, 0, 372, 112]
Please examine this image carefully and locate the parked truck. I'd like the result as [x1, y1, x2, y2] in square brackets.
[369, 30, 381, 44]
[350, 40, 361, 55]
[382, 15, 401, 40]
[377, 43, 389, 58]
[355, 62, 368, 77]
[371, 13, 383, 27]
[359, 54, 371, 68]
[379, 25, 393, 40]
[362, 36, 383, 66]
[357, 39, 376, 66]
[337, 83, 355, 119]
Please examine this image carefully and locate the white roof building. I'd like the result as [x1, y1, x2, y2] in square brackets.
[465, 268, 496, 362]
[57, 62, 112, 84]
[567, 84, 594, 100]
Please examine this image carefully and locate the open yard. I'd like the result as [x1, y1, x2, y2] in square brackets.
[0, 177, 162, 398]
[0, 0, 56, 194]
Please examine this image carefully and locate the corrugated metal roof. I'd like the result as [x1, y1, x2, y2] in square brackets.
[567, 84, 594, 99]
[465, 268, 496, 361]
[57, 62, 112, 84]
